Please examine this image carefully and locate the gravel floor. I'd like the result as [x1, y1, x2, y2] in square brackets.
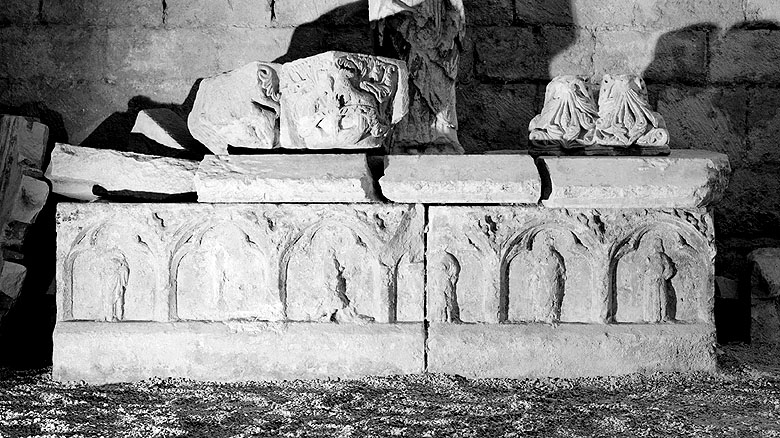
[1, 345, 779, 438]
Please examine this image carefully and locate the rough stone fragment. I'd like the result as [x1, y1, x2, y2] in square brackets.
[188, 61, 281, 155]
[427, 323, 716, 378]
[0, 261, 26, 302]
[195, 155, 377, 203]
[10, 176, 48, 224]
[279, 51, 408, 150]
[53, 321, 425, 383]
[427, 206, 716, 324]
[748, 248, 780, 346]
[593, 75, 670, 154]
[0, 115, 49, 175]
[539, 150, 731, 208]
[379, 155, 541, 204]
[46, 143, 198, 200]
[371, 0, 465, 153]
[715, 275, 740, 300]
[528, 76, 599, 154]
[131, 108, 202, 153]
[56, 203, 424, 323]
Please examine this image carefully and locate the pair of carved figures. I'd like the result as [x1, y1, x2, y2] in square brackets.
[188, 52, 409, 155]
[529, 75, 670, 155]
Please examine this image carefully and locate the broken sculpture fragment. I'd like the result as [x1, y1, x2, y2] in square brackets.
[528, 75, 599, 153]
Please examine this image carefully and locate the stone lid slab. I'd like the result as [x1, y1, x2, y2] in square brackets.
[195, 154, 377, 203]
[379, 154, 541, 204]
[539, 150, 730, 208]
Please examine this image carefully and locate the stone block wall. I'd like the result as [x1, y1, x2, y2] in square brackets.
[0, 0, 778, 276]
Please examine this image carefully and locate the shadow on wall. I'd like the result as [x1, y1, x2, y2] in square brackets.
[645, 20, 780, 343]
[77, 1, 373, 155]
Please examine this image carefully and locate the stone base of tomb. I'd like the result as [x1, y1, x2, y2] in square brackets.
[52, 321, 425, 384]
[428, 322, 716, 379]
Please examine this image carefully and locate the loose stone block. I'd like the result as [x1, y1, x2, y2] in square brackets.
[195, 155, 377, 203]
[131, 108, 202, 154]
[56, 203, 424, 323]
[0, 261, 26, 302]
[427, 206, 716, 324]
[188, 61, 282, 155]
[379, 155, 541, 204]
[748, 248, 780, 346]
[427, 323, 717, 378]
[539, 150, 731, 208]
[46, 143, 198, 201]
[279, 51, 408, 150]
[53, 321, 425, 383]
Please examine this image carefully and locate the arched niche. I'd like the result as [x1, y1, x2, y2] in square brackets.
[172, 221, 276, 321]
[612, 226, 710, 323]
[65, 221, 160, 321]
[502, 227, 596, 323]
[282, 221, 384, 322]
[395, 251, 424, 322]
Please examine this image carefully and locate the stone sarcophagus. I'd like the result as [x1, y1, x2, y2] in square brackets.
[51, 150, 730, 383]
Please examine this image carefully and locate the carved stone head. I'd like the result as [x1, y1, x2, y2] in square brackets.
[279, 51, 409, 150]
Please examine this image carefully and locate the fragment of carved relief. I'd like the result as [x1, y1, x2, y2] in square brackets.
[427, 207, 606, 324]
[528, 76, 599, 152]
[278, 51, 408, 150]
[594, 75, 670, 152]
[610, 209, 715, 324]
[370, 0, 465, 154]
[57, 203, 425, 324]
[188, 61, 281, 155]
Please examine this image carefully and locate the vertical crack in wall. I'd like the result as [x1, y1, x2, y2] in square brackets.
[162, 0, 168, 25]
[37, 0, 44, 23]
[268, 0, 276, 22]
[422, 205, 429, 373]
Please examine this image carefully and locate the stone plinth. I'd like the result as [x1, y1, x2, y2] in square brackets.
[428, 323, 716, 378]
[539, 150, 730, 208]
[195, 155, 377, 203]
[53, 321, 424, 383]
[47, 144, 198, 201]
[379, 155, 541, 204]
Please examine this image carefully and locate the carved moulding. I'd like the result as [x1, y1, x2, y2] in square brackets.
[278, 51, 409, 150]
[56, 203, 424, 324]
[426, 206, 715, 325]
[528, 75, 599, 154]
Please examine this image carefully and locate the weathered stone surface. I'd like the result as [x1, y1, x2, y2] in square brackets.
[2, 176, 49, 248]
[0, 261, 26, 302]
[539, 150, 731, 208]
[715, 275, 740, 300]
[749, 248, 780, 299]
[456, 83, 536, 153]
[594, 75, 669, 154]
[427, 206, 716, 324]
[709, 29, 780, 84]
[56, 203, 424, 323]
[195, 155, 377, 203]
[131, 108, 202, 153]
[0, 115, 49, 175]
[53, 321, 425, 383]
[188, 62, 281, 154]
[279, 51, 408, 150]
[528, 76, 598, 153]
[164, 0, 270, 27]
[427, 323, 717, 378]
[42, 0, 162, 26]
[46, 143, 198, 201]
[371, 0, 464, 153]
[379, 155, 541, 204]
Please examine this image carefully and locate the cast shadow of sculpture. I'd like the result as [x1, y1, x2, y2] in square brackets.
[644, 20, 780, 343]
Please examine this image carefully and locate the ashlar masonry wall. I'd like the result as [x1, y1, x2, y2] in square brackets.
[1, 0, 779, 276]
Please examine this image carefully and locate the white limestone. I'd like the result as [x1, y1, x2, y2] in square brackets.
[529, 75, 598, 153]
[279, 51, 408, 150]
[195, 155, 377, 203]
[56, 203, 425, 323]
[539, 150, 731, 208]
[188, 62, 282, 155]
[379, 154, 541, 204]
[132, 108, 201, 153]
[46, 143, 198, 200]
